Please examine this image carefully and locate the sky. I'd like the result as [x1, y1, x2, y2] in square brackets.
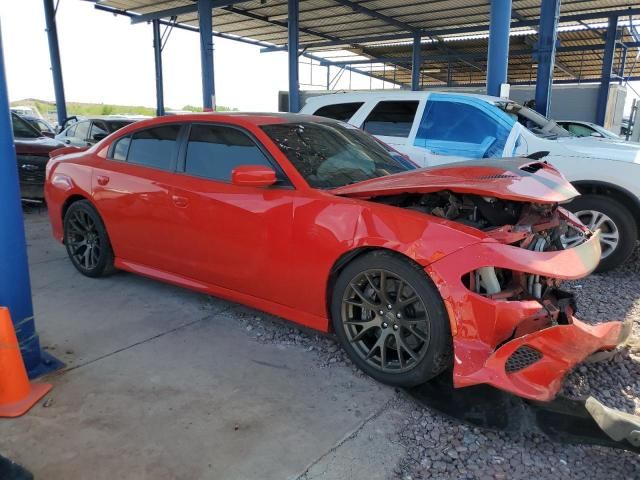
[0, 0, 391, 112]
[0, 1, 638, 115]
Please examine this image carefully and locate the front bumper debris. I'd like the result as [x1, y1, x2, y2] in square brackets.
[425, 232, 628, 402]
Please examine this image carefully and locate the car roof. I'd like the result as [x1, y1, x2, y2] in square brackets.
[302, 90, 507, 106]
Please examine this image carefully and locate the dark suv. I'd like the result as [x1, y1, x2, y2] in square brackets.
[12, 112, 65, 200]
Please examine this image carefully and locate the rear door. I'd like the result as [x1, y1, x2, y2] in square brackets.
[165, 122, 296, 303]
[92, 124, 183, 269]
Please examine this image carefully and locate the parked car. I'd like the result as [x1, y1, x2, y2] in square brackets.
[55, 116, 137, 147]
[302, 92, 640, 272]
[11, 112, 65, 199]
[19, 115, 56, 138]
[11, 105, 42, 119]
[45, 113, 627, 402]
[557, 120, 621, 140]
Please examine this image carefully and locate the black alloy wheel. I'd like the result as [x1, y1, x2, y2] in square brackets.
[332, 251, 452, 387]
[63, 200, 115, 277]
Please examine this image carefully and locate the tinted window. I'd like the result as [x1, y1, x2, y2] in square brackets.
[362, 101, 419, 137]
[11, 114, 40, 138]
[127, 125, 180, 170]
[415, 100, 511, 158]
[111, 136, 131, 161]
[74, 121, 90, 140]
[105, 120, 134, 133]
[261, 121, 408, 189]
[90, 121, 109, 140]
[185, 124, 272, 181]
[313, 102, 364, 122]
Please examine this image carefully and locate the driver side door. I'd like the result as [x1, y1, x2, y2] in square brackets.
[165, 122, 297, 305]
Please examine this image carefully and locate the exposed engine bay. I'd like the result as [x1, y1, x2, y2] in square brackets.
[373, 191, 591, 302]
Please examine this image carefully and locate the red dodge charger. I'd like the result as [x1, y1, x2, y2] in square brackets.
[45, 113, 628, 401]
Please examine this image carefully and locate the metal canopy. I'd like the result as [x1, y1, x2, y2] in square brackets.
[97, 0, 640, 88]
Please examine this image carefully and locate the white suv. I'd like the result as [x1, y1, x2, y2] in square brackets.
[301, 91, 640, 272]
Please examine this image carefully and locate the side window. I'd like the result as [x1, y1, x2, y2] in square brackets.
[565, 123, 596, 137]
[184, 124, 274, 182]
[313, 102, 364, 122]
[64, 124, 77, 137]
[127, 125, 181, 170]
[362, 101, 419, 137]
[90, 121, 109, 140]
[111, 136, 131, 161]
[415, 100, 512, 158]
[74, 121, 90, 140]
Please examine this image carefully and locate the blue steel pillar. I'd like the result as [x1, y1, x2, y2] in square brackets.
[152, 20, 165, 116]
[288, 0, 300, 112]
[411, 33, 421, 91]
[198, 0, 215, 111]
[486, 0, 512, 97]
[0, 22, 62, 378]
[534, 0, 561, 117]
[43, 0, 67, 126]
[596, 16, 618, 126]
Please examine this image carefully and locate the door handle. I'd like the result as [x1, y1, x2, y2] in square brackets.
[172, 194, 189, 208]
[64, 139, 71, 144]
[96, 175, 110, 186]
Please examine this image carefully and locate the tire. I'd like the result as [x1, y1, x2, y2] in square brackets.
[63, 200, 115, 278]
[331, 250, 452, 387]
[565, 194, 638, 273]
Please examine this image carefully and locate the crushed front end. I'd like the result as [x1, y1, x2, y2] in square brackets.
[420, 198, 629, 401]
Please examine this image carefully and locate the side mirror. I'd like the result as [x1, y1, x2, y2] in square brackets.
[590, 132, 604, 138]
[92, 133, 108, 141]
[231, 165, 277, 187]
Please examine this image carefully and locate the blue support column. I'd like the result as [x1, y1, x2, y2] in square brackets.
[43, 0, 67, 126]
[411, 33, 421, 91]
[152, 20, 165, 116]
[198, 0, 215, 111]
[486, 0, 512, 96]
[0, 22, 63, 378]
[534, 0, 561, 117]
[287, 0, 300, 112]
[596, 16, 618, 126]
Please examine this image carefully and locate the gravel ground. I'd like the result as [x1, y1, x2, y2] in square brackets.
[229, 245, 640, 479]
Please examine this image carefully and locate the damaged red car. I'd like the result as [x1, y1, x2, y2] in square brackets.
[44, 114, 629, 402]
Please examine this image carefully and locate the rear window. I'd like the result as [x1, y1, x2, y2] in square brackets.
[127, 125, 180, 170]
[313, 102, 363, 122]
[362, 101, 419, 138]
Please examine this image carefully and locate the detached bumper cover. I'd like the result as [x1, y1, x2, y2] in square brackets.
[426, 232, 628, 402]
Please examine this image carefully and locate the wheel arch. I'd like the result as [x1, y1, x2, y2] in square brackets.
[61, 194, 93, 224]
[325, 246, 427, 332]
[571, 181, 640, 235]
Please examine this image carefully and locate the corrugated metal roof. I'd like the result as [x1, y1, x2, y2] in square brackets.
[96, 0, 640, 87]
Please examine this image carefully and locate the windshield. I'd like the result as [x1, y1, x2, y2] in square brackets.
[261, 121, 409, 188]
[498, 101, 570, 139]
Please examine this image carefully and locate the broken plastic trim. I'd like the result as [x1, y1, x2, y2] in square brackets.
[404, 372, 640, 453]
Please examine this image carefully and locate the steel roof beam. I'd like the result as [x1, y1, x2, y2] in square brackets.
[330, 0, 417, 33]
[130, 0, 248, 24]
[261, 7, 640, 52]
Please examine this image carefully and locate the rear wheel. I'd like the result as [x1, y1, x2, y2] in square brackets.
[331, 251, 452, 387]
[63, 200, 115, 277]
[563, 194, 637, 273]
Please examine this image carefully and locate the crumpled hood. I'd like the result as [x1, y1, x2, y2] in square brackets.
[555, 136, 640, 163]
[331, 158, 580, 203]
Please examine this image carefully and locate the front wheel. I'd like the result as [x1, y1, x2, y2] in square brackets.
[563, 194, 638, 273]
[331, 251, 452, 387]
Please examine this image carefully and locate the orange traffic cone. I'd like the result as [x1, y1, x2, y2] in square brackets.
[0, 307, 52, 417]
